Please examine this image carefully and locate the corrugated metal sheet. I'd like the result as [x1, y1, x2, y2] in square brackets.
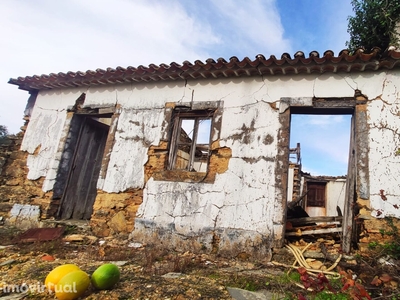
[8, 48, 400, 92]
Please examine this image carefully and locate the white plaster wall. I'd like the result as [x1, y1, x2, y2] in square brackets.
[21, 88, 85, 191]
[134, 73, 361, 241]
[287, 166, 294, 203]
[85, 81, 186, 109]
[305, 179, 346, 217]
[21, 69, 400, 240]
[136, 78, 280, 236]
[326, 180, 346, 216]
[100, 107, 165, 192]
[365, 70, 400, 218]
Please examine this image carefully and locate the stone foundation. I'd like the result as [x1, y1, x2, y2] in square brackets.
[131, 218, 273, 260]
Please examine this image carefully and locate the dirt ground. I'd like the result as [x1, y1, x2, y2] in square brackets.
[0, 225, 399, 300]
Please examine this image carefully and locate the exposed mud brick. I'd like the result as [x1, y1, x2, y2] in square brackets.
[209, 147, 232, 174]
[361, 218, 400, 244]
[147, 140, 232, 183]
[144, 141, 168, 182]
[90, 189, 143, 237]
[0, 134, 44, 209]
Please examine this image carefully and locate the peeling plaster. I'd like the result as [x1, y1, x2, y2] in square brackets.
[19, 69, 400, 252]
[362, 71, 400, 218]
[102, 108, 164, 192]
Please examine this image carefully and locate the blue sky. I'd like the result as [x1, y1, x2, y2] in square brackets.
[291, 114, 351, 176]
[0, 0, 354, 175]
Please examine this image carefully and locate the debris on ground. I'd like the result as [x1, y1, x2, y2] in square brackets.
[0, 225, 399, 299]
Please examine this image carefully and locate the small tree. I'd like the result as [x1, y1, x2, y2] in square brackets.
[0, 125, 8, 140]
[347, 0, 400, 52]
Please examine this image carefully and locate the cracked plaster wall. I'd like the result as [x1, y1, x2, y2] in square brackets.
[19, 70, 400, 250]
[20, 89, 82, 191]
[361, 71, 400, 218]
[133, 74, 358, 254]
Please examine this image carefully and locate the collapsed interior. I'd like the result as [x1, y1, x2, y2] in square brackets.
[285, 109, 354, 247]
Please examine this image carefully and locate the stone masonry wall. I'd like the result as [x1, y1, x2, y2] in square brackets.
[0, 133, 45, 220]
[89, 139, 232, 238]
[90, 189, 143, 238]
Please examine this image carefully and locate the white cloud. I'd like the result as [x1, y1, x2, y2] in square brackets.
[305, 115, 346, 126]
[0, 0, 223, 133]
[209, 0, 293, 57]
[291, 114, 351, 175]
[0, 0, 351, 138]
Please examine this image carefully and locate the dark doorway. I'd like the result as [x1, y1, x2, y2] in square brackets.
[58, 116, 110, 220]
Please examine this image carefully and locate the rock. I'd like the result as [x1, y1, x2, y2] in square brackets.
[114, 261, 129, 266]
[307, 259, 323, 270]
[128, 242, 143, 248]
[109, 211, 127, 233]
[227, 287, 283, 300]
[0, 259, 16, 266]
[63, 234, 85, 242]
[63, 234, 97, 243]
[0, 245, 13, 249]
[161, 272, 184, 279]
[5, 204, 40, 229]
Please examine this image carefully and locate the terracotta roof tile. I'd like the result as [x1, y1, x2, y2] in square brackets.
[8, 48, 400, 92]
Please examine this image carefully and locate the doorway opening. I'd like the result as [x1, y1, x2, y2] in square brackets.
[289, 114, 351, 215]
[56, 114, 111, 220]
[286, 112, 353, 239]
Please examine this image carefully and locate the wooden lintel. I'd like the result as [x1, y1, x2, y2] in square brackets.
[287, 216, 343, 225]
[285, 227, 342, 236]
[99, 107, 115, 114]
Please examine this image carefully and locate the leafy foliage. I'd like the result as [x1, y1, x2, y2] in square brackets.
[367, 217, 400, 259]
[378, 217, 400, 259]
[297, 267, 336, 294]
[347, 0, 400, 52]
[296, 267, 371, 300]
[339, 269, 371, 300]
[0, 125, 8, 140]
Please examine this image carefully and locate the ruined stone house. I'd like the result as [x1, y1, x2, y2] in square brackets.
[287, 144, 346, 220]
[3, 48, 400, 257]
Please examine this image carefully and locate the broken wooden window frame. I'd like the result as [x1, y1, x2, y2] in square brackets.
[150, 101, 223, 184]
[168, 109, 214, 172]
[306, 182, 327, 207]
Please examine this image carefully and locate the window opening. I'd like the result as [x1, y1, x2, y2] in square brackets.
[168, 110, 213, 172]
[307, 182, 326, 207]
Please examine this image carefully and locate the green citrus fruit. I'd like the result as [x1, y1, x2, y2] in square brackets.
[91, 263, 120, 290]
[55, 270, 90, 300]
[45, 264, 81, 292]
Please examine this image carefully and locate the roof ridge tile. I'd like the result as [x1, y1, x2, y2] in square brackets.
[8, 49, 400, 91]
